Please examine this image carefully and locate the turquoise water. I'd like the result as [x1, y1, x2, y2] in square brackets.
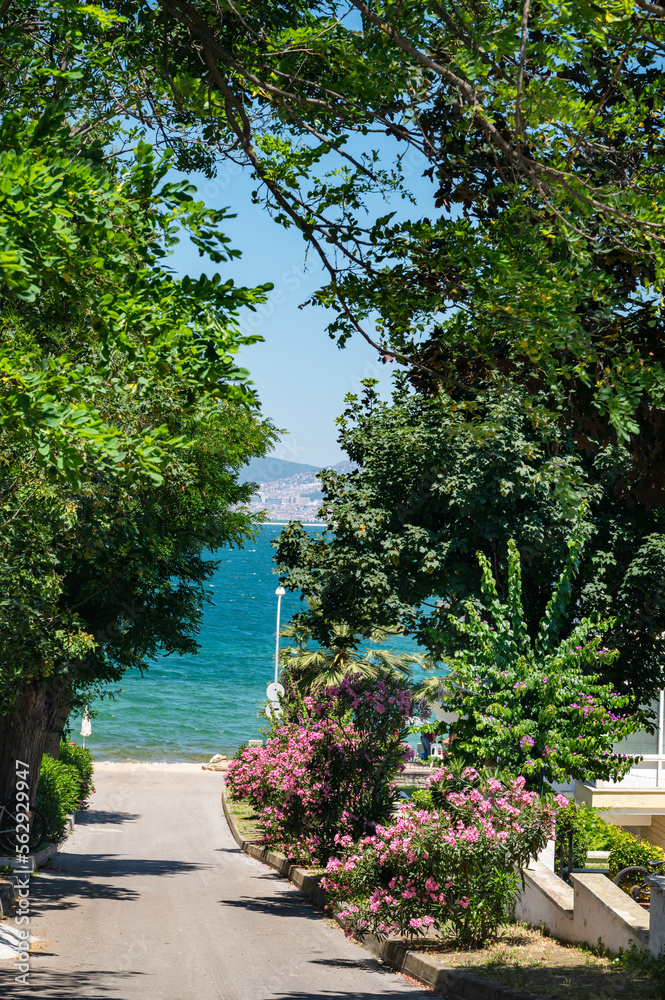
[83, 525, 322, 761]
[80, 523, 423, 762]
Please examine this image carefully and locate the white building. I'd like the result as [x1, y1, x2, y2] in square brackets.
[575, 691, 665, 848]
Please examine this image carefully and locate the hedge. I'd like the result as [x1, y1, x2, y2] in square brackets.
[59, 740, 95, 805]
[609, 834, 665, 879]
[36, 742, 95, 843]
[37, 756, 81, 842]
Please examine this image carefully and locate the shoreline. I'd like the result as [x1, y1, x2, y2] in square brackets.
[264, 521, 324, 527]
[92, 761, 216, 772]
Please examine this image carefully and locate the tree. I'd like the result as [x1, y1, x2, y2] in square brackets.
[6, 1, 665, 495]
[441, 537, 645, 789]
[279, 605, 422, 691]
[86, 0, 665, 500]
[0, 298, 275, 800]
[0, 7, 277, 799]
[274, 380, 665, 705]
[0, 3, 270, 485]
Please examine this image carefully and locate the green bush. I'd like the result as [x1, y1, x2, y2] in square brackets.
[59, 740, 94, 806]
[37, 755, 81, 842]
[609, 834, 664, 879]
[555, 801, 626, 873]
[410, 789, 434, 810]
[574, 804, 626, 851]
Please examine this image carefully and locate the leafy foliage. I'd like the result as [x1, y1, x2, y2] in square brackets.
[0, 1, 277, 796]
[76, 0, 665, 497]
[555, 800, 591, 872]
[275, 382, 665, 705]
[0, 3, 272, 486]
[609, 834, 665, 880]
[441, 536, 644, 787]
[0, 315, 275, 721]
[279, 606, 422, 692]
[36, 756, 81, 842]
[58, 741, 95, 805]
[556, 800, 626, 866]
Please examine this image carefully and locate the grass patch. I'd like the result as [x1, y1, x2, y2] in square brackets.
[224, 795, 263, 842]
[224, 795, 327, 875]
[416, 924, 665, 999]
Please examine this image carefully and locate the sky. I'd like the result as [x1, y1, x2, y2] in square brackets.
[166, 146, 435, 467]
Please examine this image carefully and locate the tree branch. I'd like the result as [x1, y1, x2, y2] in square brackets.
[515, 0, 530, 143]
[635, 0, 665, 16]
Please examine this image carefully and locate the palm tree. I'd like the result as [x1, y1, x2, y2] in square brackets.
[279, 609, 423, 693]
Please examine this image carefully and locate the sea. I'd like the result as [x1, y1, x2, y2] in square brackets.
[80, 524, 423, 762]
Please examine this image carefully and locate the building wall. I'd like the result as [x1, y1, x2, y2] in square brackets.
[645, 814, 665, 850]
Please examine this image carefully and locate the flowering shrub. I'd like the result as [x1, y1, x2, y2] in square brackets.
[441, 536, 645, 788]
[322, 761, 565, 947]
[226, 671, 426, 864]
[609, 833, 665, 880]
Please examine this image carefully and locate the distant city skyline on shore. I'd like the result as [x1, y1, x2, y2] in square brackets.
[242, 457, 355, 522]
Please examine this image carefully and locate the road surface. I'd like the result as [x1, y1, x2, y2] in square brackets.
[0, 763, 433, 1000]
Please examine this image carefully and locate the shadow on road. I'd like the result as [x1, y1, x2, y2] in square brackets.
[26, 854, 209, 916]
[309, 957, 387, 973]
[1, 966, 147, 999]
[219, 892, 319, 919]
[76, 810, 141, 826]
[29, 872, 140, 914]
[45, 854, 206, 878]
[273, 991, 434, 999]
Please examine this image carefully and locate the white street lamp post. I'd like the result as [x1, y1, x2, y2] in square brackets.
[266, 587, 287, 719]
[274, 586, 286, 686]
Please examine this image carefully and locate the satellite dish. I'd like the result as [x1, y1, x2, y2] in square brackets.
[266, 682, 285, 702]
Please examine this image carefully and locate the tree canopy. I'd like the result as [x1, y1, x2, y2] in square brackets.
[0, 1, 278, 795]
[48, 0, 665, 501]
[274, 379, 665, 706]
[5, 0, 665, 495]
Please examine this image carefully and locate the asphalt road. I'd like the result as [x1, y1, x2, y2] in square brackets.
[0, 763, 433, 1000]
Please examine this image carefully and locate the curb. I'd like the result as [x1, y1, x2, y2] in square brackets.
[0, 811, 78, 914]
[0, 876, 17, 917]
[221, 791, 326, 907]
[221, 790, 551, 1000]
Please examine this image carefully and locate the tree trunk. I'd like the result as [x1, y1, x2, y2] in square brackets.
[0, 678, 69, 805]
[44, 687, 72, 760]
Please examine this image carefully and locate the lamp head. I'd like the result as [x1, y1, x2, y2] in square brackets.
[275, 586, 286, 596]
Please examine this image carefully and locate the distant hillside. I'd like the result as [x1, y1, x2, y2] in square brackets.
[331, 460, 356, 475]
[239, 456, 357, 486]
[239, 457, 321, 485]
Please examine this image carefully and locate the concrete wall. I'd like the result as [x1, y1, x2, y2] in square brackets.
[515, 863, 573, 940]
[571, 872, 650, 954]
[647, 876, 665, 958]
[516, 861, 650, 954]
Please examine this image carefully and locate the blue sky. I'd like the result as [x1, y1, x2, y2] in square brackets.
[166, 146, 435, 467]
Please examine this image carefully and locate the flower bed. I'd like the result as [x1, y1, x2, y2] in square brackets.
[226, 672, 426, 864]
[322, 763, 565, 947]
